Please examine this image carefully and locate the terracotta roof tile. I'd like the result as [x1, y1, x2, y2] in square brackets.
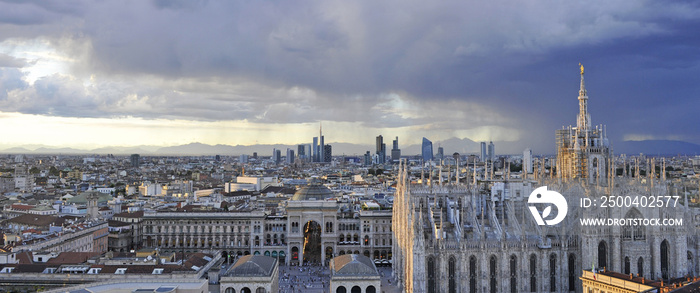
[7, 214, 63, 227]
[45, 252, 101, 265]
[113, 211, 144, 218]
[16, 251, 33, 264]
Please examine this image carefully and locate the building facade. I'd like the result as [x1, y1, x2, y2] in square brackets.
[391, 67, 699, 293]
[391, 161, 697, 293]
[141, 184, 392, 267]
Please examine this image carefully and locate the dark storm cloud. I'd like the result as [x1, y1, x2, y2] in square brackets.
[0, 0, 84, 26]
[0, 0, 699, 150]
[0, 53, 28, 67]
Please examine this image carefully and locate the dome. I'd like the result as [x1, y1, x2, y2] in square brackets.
[228, 255, 277, 277]
[330, 254, 378, 276]
[291, 183, 333, 201]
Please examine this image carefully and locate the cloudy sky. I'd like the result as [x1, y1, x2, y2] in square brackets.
[0, 0, 698, 154]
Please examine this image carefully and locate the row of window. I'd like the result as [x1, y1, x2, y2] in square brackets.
[426, 253, 577, 293]
[223, 287, 266, 293]
[147, 225, 250, 234]
[335, 285, 377, 293]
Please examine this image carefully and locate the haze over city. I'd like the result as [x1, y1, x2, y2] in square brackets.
[0, 0, 699, 154]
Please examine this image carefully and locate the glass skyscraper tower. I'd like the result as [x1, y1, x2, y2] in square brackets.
[421, 137, 433, 162]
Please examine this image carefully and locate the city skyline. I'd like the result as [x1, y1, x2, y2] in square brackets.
[0, 1, 699, 153]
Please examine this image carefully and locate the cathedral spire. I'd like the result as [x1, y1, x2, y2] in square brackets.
[577, 63, 591, 131]
[579, 63, 587, 96]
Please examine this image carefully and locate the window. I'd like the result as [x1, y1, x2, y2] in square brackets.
[549, 254, 556, 292]
[568, 254, 576, 291]
[1, 267, 14, 273]
[661, 240, 670, 280]
[530, 254, 537, 292]
[449, 256, 457, 293]
[490, 255, 497, 293]
[510, 255, 517, 293]
[598, 241, 607, 269]
[470, 256, 477, 293]
[428, 257, 436, 293]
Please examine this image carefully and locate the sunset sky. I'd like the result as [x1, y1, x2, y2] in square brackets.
[0, 0, 699, 154]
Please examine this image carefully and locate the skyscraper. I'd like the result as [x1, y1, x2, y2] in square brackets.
[436, 146, 444, 161]
[376, 135, 386, 164]
[286, 148, 295, 164]
[421, 137, 433, 162]
[319, 125, 324, 163]
[480, 142, 487, 162]
[323, 144, 332, 162]
[312, 137, 318, 162]
[381, 144, 386, 163]
[488, 141, 495, 162]
[297, 144, 305, 160]
[130, 154, 140, 168]
[305, 144, 312, 162]
[272, 148, 281, 164]
[523, 148, 533, 174]
[391, 136, 401, 162]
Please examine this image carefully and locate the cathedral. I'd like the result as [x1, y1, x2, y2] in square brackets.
[556, 64, 612, 186]
[391, 66, 699, 293]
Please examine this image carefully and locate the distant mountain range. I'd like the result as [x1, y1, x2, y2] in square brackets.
[0, 139, 698, 156]
[613, 140, 700, 156]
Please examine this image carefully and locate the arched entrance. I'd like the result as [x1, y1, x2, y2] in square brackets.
[291, 247, 299, 264]
[325, 246, 334, 263]
[598, 240, 607, 269]
[303, 221, 322, 265]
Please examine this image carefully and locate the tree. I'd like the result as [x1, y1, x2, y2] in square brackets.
[49, 166, 60, 176]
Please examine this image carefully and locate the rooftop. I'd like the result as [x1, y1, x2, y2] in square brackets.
[330, 254, 378, 276]
[7, 214, 64, 227]
[291, 183, 333, 201]
[227, 255, 277, 277]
